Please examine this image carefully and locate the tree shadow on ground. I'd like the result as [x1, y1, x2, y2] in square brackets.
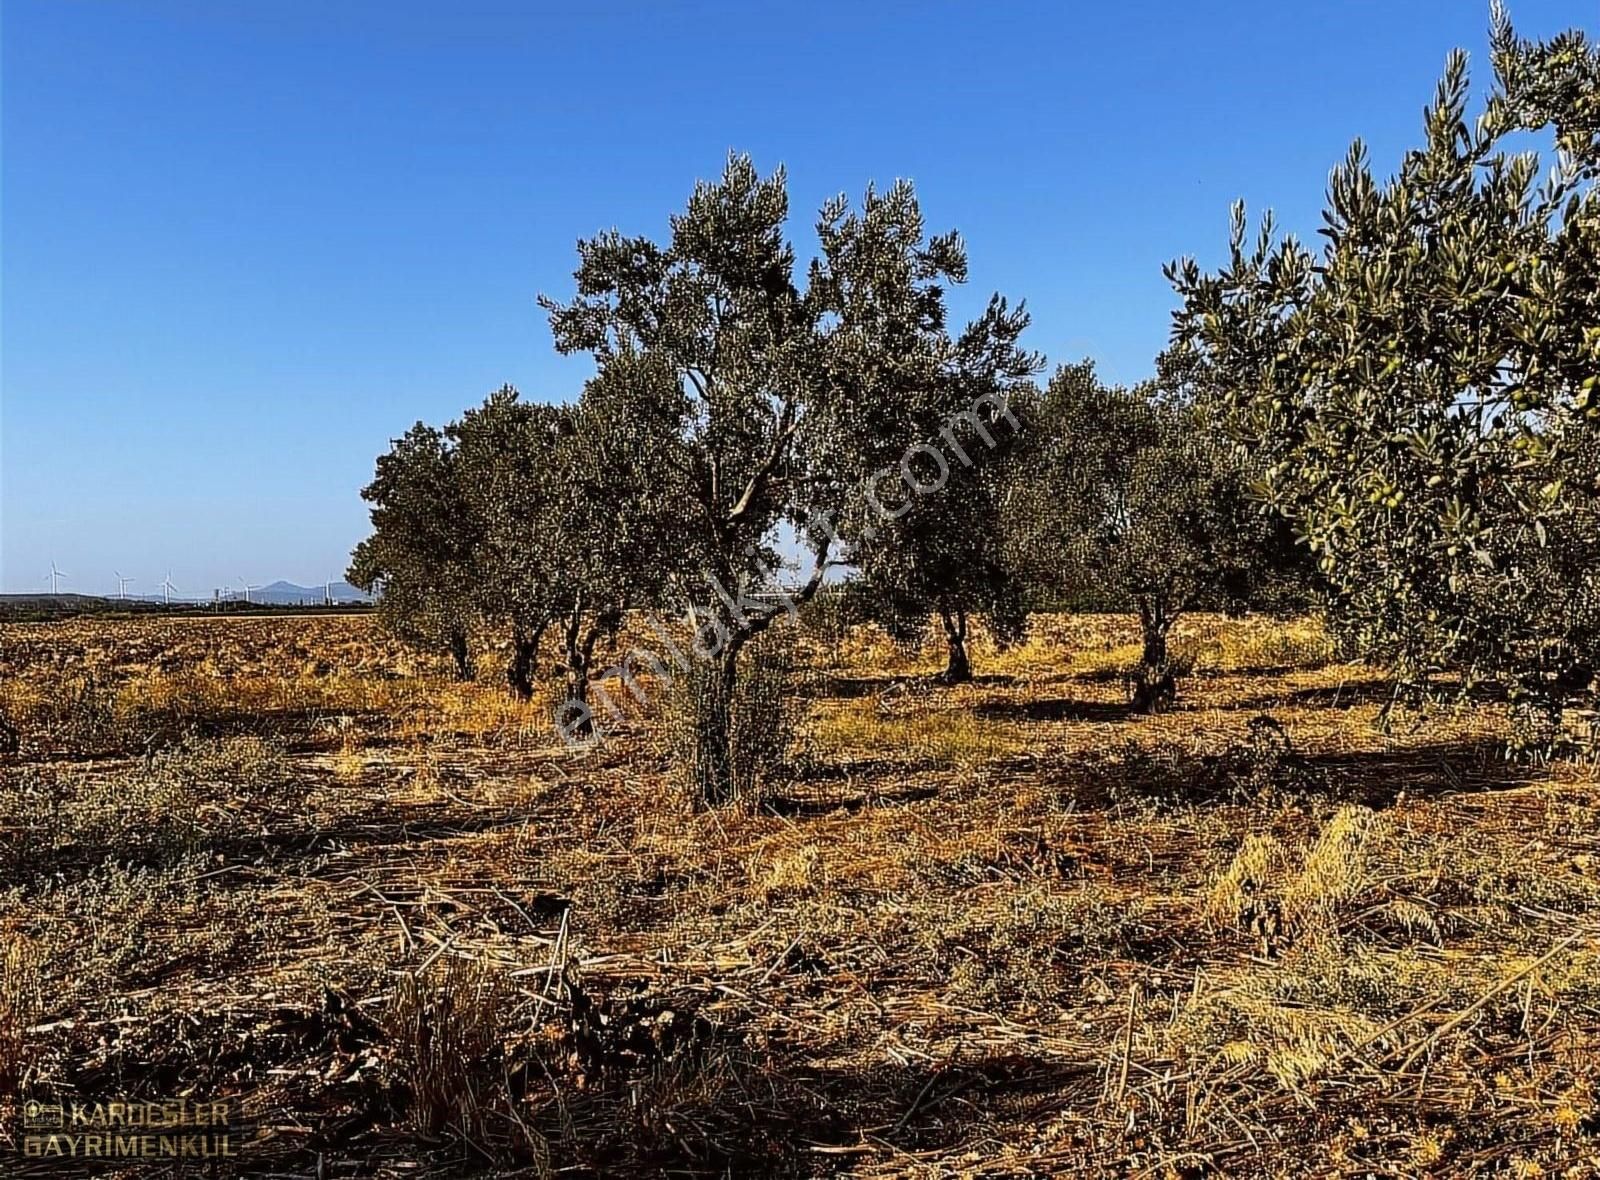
[785, 754, 944, 782]
[520, 1051, 1100, 1177]
[1226, 679, 1400, 712]
[1299, 739, 1536, 805]
[1063, 731, 1532, 812]
[60, 977, 1099, 1179]
[0, 794, 553, 893]
[761, 782, 941, 818]
[975, 697, 1138, 723]
[819, 673, 1019, 699]
[1229, 677, 1517, 715]
[1069, 665, 1132, 684]
[2, 704, 400, 768]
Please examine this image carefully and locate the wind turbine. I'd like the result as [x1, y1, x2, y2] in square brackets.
[160, 572, 178, 606]
[47, 562, 67, 595]
[239, 578, 256, 605]
[115, 572, 133, 600]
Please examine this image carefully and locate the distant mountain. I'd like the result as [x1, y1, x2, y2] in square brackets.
[0, 593, 108, 605]
[2, 581, 372, 614]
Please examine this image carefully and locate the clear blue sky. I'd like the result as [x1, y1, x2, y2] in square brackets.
[0, 0, 1585, 595]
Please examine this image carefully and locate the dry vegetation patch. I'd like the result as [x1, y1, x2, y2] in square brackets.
[0, 612, 1596, 1176]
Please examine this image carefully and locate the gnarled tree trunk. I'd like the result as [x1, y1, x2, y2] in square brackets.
[937, 603, 972, 684]
[447, 625, 476, 682]
[1131, 598, 1175, 713]
[506, 622, 545, 701]
[559, 600, 593, 738]
[562, 662, 591, 734]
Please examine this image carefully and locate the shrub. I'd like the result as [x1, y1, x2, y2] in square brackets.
[68, 766, 207, 865]
[0, 737, 287, 877]
[48, 673, 119, 753]
[386, 957, 512, 1140]
[152, 734, 287, 792]
[660, 634, 801, 809]
[18, 857, 289, 1000]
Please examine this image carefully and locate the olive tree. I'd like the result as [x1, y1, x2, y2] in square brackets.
[1007, 362, 1301, 711]
[541, 154, 1033, 802]
[1166, 10, 1600, 739]
[847, 415, 1030, 683]
[449, 387, 572, 698]
[349, 422, 482, 680]
[542, 360, 682, 733]
[353, 379, 674, 711]
[832, 257, 1039, 684]
[451, 377, 678, 721]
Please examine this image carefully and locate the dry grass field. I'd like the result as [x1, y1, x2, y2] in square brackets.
[2, 611, 1599, 1177]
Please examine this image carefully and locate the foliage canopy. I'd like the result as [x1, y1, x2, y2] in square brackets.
[1167, 8, 1600, 736]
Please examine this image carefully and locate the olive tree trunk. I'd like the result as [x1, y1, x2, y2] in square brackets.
[447, 626, 476, 682]
[559, 602, 594, 738]
[506, 623, 545, 701]
[1131, 599, 1175, 713]
[937, 603, 972, 684]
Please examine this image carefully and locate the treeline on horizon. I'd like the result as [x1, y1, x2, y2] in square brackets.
[350, 8, 1600, 804]
[0, 597, 376, 624]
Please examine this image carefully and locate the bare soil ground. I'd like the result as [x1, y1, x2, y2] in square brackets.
[1, 612, 1598, 1177]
